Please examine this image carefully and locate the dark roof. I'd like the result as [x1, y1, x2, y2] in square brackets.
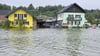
[6, 7, 37, 19]
[58, 3, 86, 14]
[0, 10, 11, 15]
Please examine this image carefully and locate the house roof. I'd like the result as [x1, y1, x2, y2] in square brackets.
[0, 10, 11, 15]
[6, 7, 37, 19]
[58, 3, 86, 14]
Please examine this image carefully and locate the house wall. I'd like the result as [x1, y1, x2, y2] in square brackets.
[58, 12, 85, 27]
[8, 9, 37, 28]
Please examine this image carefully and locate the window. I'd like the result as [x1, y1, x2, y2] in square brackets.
[14, 21, 18, 25]
[67, 15, 74, 21]
[67, 15, 74, 25]
[12, 21, 18, 25]
[24, 14, 27, 17]
[14, 14, 17, 17]
[75, 21, 80, 25]
[18, 14, 23, 20]
[75, 15, 82, 20]
[71, 21, 73, 25]
[23, 21, 29, 25]
[67, 21, 73, 25]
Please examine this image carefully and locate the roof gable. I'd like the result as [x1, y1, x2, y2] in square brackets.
[6, 7, 37, 20]
[6, 7, 36, 19]
[58, 3, 86, 13]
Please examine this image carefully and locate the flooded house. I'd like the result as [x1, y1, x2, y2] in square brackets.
[57, 3, 86, 27]
[0, 10, 10, 22]
[6, 7, 37, 29]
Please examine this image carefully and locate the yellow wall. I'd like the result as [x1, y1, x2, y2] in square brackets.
[8, 9, 37, 28]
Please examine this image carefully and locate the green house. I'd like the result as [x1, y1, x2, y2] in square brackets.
[57, 3, 86, 27]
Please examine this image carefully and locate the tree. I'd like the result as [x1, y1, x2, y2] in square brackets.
[28, 4, 34, 10]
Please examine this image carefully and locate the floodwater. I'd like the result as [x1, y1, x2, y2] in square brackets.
[0, 28, 100, 56]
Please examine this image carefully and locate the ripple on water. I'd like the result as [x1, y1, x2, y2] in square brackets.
[0, 28, 100, 56]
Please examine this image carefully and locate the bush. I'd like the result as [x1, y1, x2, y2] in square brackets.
[0, 20, 10, 29]
[3, 19, 10, 29]
[0, 23, 3, 28]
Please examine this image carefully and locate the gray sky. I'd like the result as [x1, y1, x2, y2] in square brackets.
[0, 0, 99, 9]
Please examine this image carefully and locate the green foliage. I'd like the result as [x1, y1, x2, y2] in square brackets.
[37, 5, 63, 17]
[28, 4, 34, 10]
[0, 20, 10, 29]
[3, 19, 10, 29]
[12, 6, 17, 10]
[26, 5, 63, 17]
[0, 3, 11, 10]
[0, 22, 4, 28]
[85, 9, 100, 24]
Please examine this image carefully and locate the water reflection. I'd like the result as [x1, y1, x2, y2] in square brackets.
[1, 28, 100, 56]
[66, 29, 82, 56]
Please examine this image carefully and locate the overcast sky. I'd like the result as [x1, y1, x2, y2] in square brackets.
[0, 0, 99, 9]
